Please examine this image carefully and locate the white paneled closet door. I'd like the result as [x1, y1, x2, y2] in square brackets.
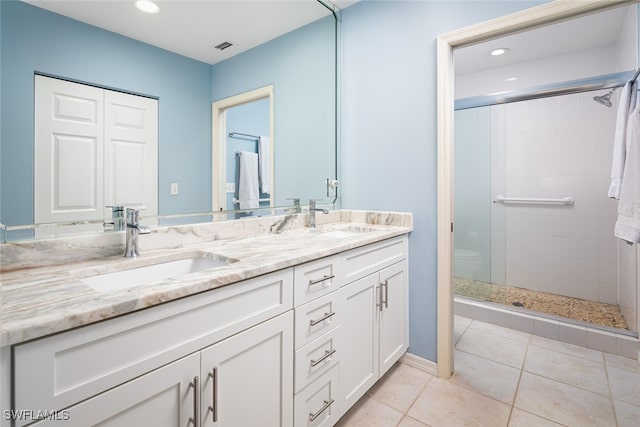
[104, 90, 158, 220]
[34, 75, 158, 226]
[35, 75, 105, 224]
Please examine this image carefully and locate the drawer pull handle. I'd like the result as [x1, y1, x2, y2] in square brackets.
[310, 348, 336, 367]
[382, 280, 389, 309]
[309, 274, 335, 286]
[310, 311, 336, 326]
[309, 399, 335, 422]
[190, 376, 200, 427]
[208, 368, 218, 422]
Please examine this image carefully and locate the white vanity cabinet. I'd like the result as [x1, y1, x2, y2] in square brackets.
[292, 235, 409, 425]
[28, 313, 293, 427]
[12, 269, 294, 427]
[339, 250, 408, 413]
[8, 233, 409, 427]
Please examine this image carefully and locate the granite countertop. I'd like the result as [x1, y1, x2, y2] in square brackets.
[0, 210, 412, 347]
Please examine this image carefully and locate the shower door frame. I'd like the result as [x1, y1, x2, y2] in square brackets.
[435, 0, 639, 380]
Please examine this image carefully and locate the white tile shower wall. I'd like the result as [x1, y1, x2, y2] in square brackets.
[491, 91, 619, 305]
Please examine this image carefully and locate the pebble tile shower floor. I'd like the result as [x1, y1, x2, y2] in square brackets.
[454, 277, 628, 330]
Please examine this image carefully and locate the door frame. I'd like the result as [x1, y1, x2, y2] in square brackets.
[212, 85, 274, 212]
[435, 0, 638, 379]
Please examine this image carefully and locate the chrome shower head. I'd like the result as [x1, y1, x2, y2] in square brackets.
[593, 87, 617, 107]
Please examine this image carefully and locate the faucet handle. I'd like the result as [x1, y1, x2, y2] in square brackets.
[105, 205, 126, 231]
[107, 205, 125, 218]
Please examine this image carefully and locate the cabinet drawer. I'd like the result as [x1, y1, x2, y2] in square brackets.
[294, 255, 345, 305]
[294, 327, 340, 393]
[344, 236, 407, 284]
[294, 364, 341, 427]
[14, 269, 293, 419]
[294, 291, 342, 349]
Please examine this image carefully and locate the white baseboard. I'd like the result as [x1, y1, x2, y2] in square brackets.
[400, 352, 438, 377]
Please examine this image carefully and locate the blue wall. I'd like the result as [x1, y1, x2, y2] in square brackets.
[0, 0, 213, 225]
[340, 0, 547, 362]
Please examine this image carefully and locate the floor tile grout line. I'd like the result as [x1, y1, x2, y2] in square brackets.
[522, 345, 614, 399]
[364, 367, 434, 424]
[603, 357, 620, 427]
[506, 337, 529, 426]
[527, 339, 606, 364]
[453, 345, 525, 371]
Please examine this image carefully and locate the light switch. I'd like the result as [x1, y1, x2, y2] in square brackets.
[170, 183, 179, 195]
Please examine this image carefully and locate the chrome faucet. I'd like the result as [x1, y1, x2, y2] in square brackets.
[309, 199, 329, 228]
[124, 208, 151, 257]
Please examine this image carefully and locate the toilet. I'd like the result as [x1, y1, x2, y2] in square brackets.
[454, 248, 483, 280]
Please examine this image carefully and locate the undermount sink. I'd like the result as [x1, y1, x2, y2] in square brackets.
[80, 255, 233, 292]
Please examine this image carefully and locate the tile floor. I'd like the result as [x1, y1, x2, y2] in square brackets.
[336, 316, 640, 427]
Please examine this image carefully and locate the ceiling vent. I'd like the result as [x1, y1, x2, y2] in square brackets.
[214, 41, 234, 51]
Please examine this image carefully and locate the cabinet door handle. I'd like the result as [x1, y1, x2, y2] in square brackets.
[208, 368, 218, 423]
[190, 376, 200, 427]
[309, 311, 336, 326]
[310, 348, 336, 367]
[309, 274, 335, 285]
[309, 399, 335, 422]
[377, 284, 384, 311]
[383, 280, 389, 309]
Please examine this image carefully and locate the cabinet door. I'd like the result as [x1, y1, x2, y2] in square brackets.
[200, 312, 293, 427]
[379, 261, 408, 375]
[30, 353, 199, 427]
[338, 273, 379, 413]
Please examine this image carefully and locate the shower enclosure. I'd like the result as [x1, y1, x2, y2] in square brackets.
[454, 88, 638, 335]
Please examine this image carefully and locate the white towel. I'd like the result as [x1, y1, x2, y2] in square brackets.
[258, 136, 271, 194]
[615, 92, 640, 243]
[238, 152, 259, 209]
[609, 80, 637, 199]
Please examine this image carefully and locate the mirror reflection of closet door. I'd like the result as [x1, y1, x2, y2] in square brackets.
[34, 75, 157, 229]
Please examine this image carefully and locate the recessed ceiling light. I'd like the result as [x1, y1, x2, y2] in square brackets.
[490, 48, 510, 56]
[135, 0, 160, 14]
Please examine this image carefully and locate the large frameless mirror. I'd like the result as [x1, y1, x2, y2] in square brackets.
[0, 0, 338, 242]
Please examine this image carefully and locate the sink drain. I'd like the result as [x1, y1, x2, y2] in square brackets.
[512, 301, 525, 308]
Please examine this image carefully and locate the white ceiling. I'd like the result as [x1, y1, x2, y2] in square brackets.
[455, 5, 633, 75]
[24, 0, 355, 65]
[25, 1, 632, 73]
